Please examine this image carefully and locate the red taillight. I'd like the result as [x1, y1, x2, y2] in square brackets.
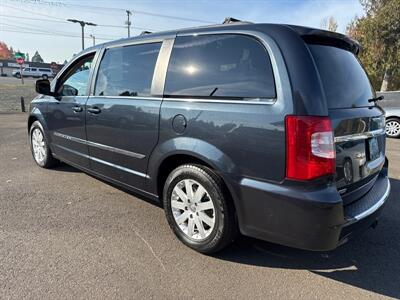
[285, 115, 335, 180]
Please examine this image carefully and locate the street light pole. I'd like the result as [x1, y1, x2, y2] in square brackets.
[67, 19, 97, 50]
[90, 34, 96, 46]
[126, 10, 132, 38]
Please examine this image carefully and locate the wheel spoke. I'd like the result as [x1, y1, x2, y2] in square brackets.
[173, 186, 188, 203]
[175, 211, 189, 225]
[199, 211, 215, 227]
[196, 200, 214, 211]
[185, 180, 194, 200]
[171, 200, 186, 210]
[193, 185, 206, 203]
[194, 217, 206, 238]
[188, 217, 195, 237]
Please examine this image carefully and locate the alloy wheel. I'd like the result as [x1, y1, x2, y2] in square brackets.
[386, 120, 400, 137]
[171, 179, 216, 240]
[31, 128, 46, 163]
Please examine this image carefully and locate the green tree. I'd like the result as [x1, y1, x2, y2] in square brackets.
[32, 50, 44, 63]
[347, 0, 400, 91]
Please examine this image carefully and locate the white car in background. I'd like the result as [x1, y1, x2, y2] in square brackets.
[377, 91, 400, 138]
[12, 67, 54, 79]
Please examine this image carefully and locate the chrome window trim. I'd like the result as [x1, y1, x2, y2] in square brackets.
[164, 97, 276, 105]
[334, 128, 386, 143]
[53, 132, 146, 159]
[105, 36, 170, 49]
[87, 95, 163, 101]
[164, 30, 293, 110]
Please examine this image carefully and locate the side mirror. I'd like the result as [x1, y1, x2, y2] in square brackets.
[35, 79, 54, 96]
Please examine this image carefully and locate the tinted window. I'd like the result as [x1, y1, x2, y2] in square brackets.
[59, 55, 94, 97]
[39, 68, 50, 72]
[95, 43, 161, 97]
[309, 44, 374, 108]
[31, 68, 37, 71]
[164, 34, 276, 100]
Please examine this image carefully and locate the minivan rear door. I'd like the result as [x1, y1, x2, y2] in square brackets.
[308, 44, 386, 203]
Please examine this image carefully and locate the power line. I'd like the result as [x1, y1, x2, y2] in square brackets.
[0, 28, 114, 41]
[0, 13, 157, 31]
[7, 1, 215, 24]
[3, 3, 68, 21]
[1, 22, 118, 40]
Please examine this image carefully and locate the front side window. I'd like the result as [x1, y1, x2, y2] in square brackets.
[95, 42, 161, 97]
[31, 68, 37, 72]
[59, 54, 94, 97]
[164, 34, 276, 100]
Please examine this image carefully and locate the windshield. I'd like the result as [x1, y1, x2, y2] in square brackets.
[308, 44, 374, 109]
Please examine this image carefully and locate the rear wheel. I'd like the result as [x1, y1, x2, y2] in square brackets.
[163, 164, 237, 254]
[385, 118, 400, 138]
[30, 121, 58, 168]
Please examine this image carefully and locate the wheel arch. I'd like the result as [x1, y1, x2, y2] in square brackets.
[147, 137, 239, 213]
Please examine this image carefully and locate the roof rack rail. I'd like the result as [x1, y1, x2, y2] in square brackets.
[140, 31, 152, 35]
[223, 17, 250, 24]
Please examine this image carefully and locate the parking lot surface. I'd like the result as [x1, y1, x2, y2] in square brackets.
[0, 113, 399, 299]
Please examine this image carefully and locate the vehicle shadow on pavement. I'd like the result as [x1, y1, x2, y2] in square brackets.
[49, 164, 81, 173]
[215, 178, 400, 299]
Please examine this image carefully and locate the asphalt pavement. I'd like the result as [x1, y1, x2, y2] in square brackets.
[0, 113, 399, 299]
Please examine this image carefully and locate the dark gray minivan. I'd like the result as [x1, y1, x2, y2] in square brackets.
[29, 21, 391, 253]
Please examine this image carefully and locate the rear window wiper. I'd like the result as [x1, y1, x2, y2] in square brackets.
[209, 87, 218, 97]
[368, 95, 384, 103]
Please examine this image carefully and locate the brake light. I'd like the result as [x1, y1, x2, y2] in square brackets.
[285, 116, 335, 180]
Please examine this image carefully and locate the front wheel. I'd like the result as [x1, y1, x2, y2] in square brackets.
[163, 164, 237, 254]
[385, 118, 400, 138]
[29, 121, 58, 168]
[42, 74, 48, 80]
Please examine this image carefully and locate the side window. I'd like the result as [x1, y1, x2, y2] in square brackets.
[95, 42, 161, 97]
[31, 68, 37, 72]
[164, 34, 276, 100]
[58, 54, 94, 97]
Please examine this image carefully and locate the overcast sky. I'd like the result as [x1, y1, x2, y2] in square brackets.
[0, 0, 365, 63]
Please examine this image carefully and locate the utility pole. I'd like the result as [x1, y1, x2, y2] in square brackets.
[126, 10, 132, 37]
[67, 19, 97, 50]
[90, 34, 96, 46]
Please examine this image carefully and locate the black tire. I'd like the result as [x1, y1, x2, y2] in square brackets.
[163, 164, 238, 254]
[42, 74, 48, 80]
[16, 73, 21, 78]
[29, 121, 58, 168]
[385, 118, 400, 138]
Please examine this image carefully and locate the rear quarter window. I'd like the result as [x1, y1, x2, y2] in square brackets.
[164, 34, 276, 100]
[309, 44, 374, 109]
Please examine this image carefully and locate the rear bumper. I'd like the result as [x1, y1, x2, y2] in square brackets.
[232, 168, 391, 251]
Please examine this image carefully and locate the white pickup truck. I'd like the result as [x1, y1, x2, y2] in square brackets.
[12, 67, 54, 79]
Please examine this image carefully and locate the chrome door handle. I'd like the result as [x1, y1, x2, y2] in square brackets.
[87, 107, 101, 114]
[72, 105, 82, 112]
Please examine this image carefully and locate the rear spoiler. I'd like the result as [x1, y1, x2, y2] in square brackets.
[286, 25, 361, 55]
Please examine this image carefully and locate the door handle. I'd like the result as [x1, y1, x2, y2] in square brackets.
[88, 107, 101, 114]
[72, 105, 82, 113]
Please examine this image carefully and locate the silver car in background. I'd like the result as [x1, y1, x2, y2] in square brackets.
[377, 91, 400, 138]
